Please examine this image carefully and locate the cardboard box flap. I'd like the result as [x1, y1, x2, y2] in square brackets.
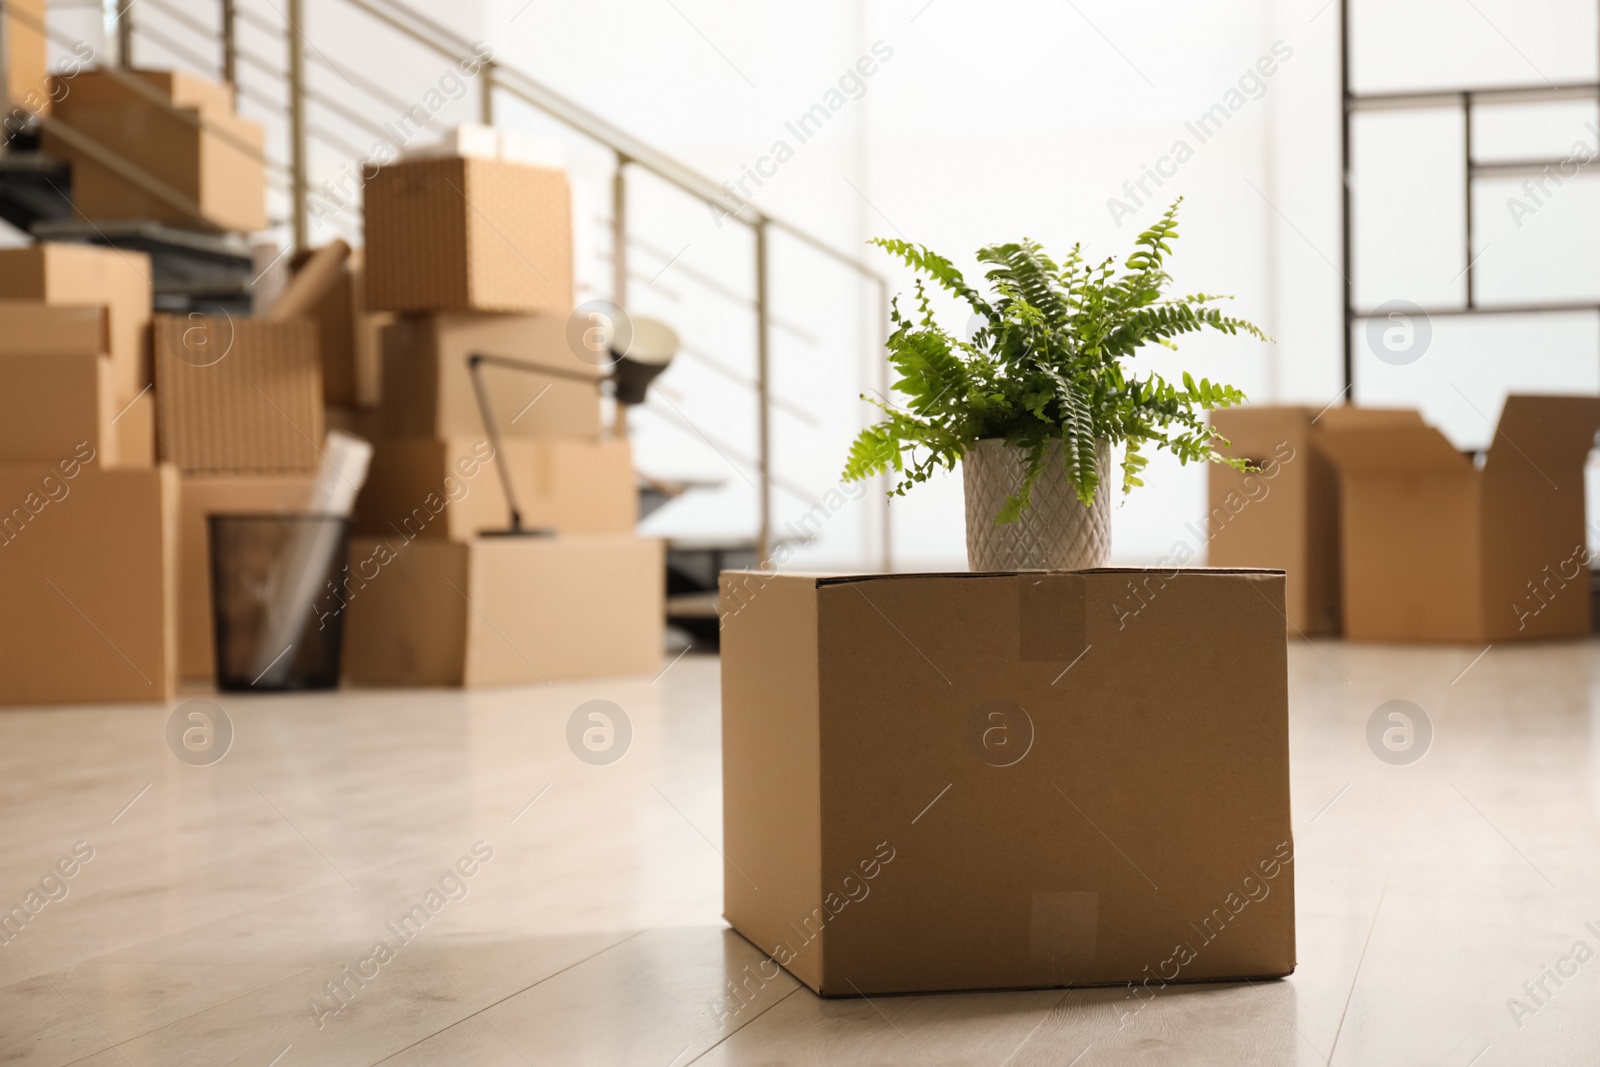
[1311, 406, 1424, 432]
[1484, 394, 1600, 475]
[1316, 423, 1471, 475]
[808, 567, 1285, 587]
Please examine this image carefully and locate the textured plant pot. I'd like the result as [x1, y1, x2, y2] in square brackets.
[962, 438, 1112, 571]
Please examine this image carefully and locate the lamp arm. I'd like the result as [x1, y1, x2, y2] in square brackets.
[466, 353, 530, 534]
[469, 351, 612, 386]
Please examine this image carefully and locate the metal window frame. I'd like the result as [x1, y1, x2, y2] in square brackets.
[1339, 0, 1600, 392]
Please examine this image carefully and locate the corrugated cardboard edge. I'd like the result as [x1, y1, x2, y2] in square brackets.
[719, 571, 826, 993]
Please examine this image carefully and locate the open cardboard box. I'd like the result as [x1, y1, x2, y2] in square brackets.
[1209, 405, 1423, 635]
[1318, 395, 1600, 643]
[719, 567, 1294, 995]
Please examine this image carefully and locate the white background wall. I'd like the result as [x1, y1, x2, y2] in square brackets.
[53, 0, 1600, 568]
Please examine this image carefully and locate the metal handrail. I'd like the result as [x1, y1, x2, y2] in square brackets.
[32, 0, 893, 564]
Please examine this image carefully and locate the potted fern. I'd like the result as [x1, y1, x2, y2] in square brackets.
[842, 200, 1268, 571]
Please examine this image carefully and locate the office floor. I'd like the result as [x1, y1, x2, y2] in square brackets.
[2, 639, 1599, 1066]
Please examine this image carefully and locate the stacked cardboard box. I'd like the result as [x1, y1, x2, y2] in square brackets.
[43, 67, 267, 232]
[0, 246, 178, 703]
[345, 146, 661, 686]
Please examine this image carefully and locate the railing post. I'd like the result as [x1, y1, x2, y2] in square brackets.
[754, 219, 772, 565]
[611, 156, 628, 436]
[875, 278, 892, 572]
[480, 60, 494, 125]
[287, 0, 308, 251]
[107, 0, 133, 66]
[221, 0, 237, 87]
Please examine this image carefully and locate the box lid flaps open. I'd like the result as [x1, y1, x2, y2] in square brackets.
[1483, 394, 1600, 478]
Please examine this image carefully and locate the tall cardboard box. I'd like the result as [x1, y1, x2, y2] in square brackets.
[154, 314, 323, 473]
[380, 313, 601, 441]
[719, 568, 1295, 995]
[0, 245, 153, 403]
[1208, 406, 1423, 635]
[3, 0, 49, 117]
[1318, 395, 1600, 643]
[364, 156, 573, 314]
[176, 475, 314, 680]
[354, 437, 635, 541]
[46, 68, 267, 232]
[342, 535, 663, 687]
[0, 463, 177, 704]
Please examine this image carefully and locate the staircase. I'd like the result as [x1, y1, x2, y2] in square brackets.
[10, 0, 896, 643]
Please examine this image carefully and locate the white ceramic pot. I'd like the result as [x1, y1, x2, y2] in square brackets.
[962, 438, 1112, 571]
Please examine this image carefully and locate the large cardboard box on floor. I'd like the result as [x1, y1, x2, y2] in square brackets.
[45, 67, 266, 232]
[154, 314, 323, 473]
[719, 567, 1295, 995]
[343, 534, 663, 687]
[363, 156, 573, 314]
[380, 312, 601, 440]
[354, 437, 634, 541]
[0, 246, 152, 403]
[1319, 395, 1600, 643]
[0, 462, 177, 704]
[176, 474, 314, 680]
[1208, 405, 1423, 635]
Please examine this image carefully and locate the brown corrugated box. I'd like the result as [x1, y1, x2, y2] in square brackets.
[46, 69, 267, 232]
[0, 354, 151, 467]
[342, 534, 663, 687]
[364, 156, 573, 314]
[1208, 405, 1421, 635]
[0, 462, 177, 704]
[354, 437, 634, 541]
[176, 474, 314, 680]
[380, 312, 601, 441]
[47, 68, 235, 117]
[154, 314, 324, 473]
[1319, 395, 1600, 643]
[0, 246, 152, 403]
[3, 0, 49, 118]
[719, 568, 1295, 995]
[289, 246, 393, 407]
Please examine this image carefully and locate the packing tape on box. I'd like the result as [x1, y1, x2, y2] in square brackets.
[1018, 573, 1088, 662]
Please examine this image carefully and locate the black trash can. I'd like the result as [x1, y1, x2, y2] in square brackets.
[208, 514, 351, 691]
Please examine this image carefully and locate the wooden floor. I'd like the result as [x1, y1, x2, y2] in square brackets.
[3, 638, 1599, 1065]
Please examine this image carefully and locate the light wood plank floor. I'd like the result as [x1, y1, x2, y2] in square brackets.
[2, 638, 1598, 1065]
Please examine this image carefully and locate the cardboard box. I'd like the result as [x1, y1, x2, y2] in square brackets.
[354, 437, 634, 541]
[0, 245, 152, 403]
[3, 0, 49, 118]
[1208, 405, 1423, 635]
[288, 247, 392, 407]
[154, 314, 324, 474]
[1319, 395, 1600, 643]
[46, 89, 267, 232]
[176, 474, 314, 680]
[0, 354, 152, 468]
[324, 405, 381, 442]
[718, 567, 1295, 995]
[363, 156, 573, 314]
[0, 462, 177, 704]
[47, 68, 235, 118]
[343, 534, 664, 687]
[380, 312, 601, 441]
[0, 302, 109, 355]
